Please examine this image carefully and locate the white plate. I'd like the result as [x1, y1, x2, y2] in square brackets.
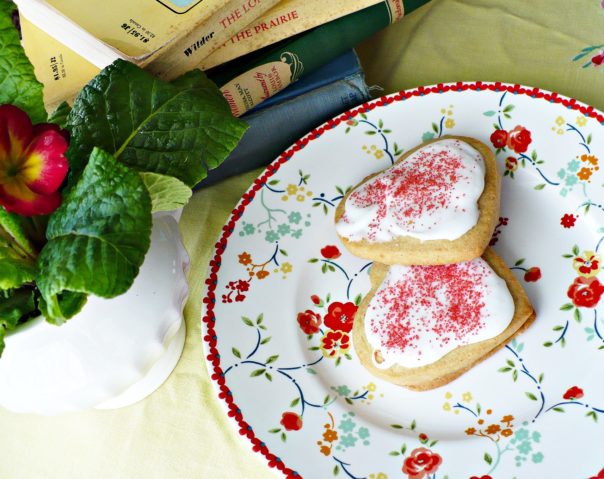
[202, 82, 604, 479]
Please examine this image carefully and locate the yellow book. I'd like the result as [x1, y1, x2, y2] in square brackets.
[14, 0, 232, 67]
[200, 0, 384, 70]
[147, 0, 283, 80]
[19, 15, 100, 112]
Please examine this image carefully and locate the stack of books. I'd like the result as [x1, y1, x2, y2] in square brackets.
[16, 0, 429, 183]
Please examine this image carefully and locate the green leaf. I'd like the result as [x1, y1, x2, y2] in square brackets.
[410, 420, 416, 431]
[333, 465, 340, 476]
[432, 122, 439, 133]
[242, 316, 254, 326]
[538, 373, 544, 383]
[498, 367, 512, 372]
[268, 428, 281, 433]
[513, 369, 518, 382]
[260, 336, 271, 345]
[574, 308, 582, 323]
[484, 453, 493, 465]
[48, 102, 72, 129]
[389, 451, 400, 456]
[250, 369, 265, 377]
[534, 184, 546, 190]
[290, 397, 300, 407]
[265, 372, 272, 381]
[552, 407, 565, 412]
[560, 303, 574, 311]
[587, 132, 592, 144]
[354, 293, 363, 306]
[0, 207, 37, 258]
[553, 325, 565, 331]
[38, 290, 87, 322]
[543, 341, 553, 347]
[0, 250, 36, 290]
[390, 424, 403, 429]
[66, 60, 247, 186]
[232, 347, 241, 358]
[503, 104, 515, 113]
[36, 148, 152, 324]
[140, 172, 192, 213]
[0, 287, 37, 355]
[514, 258, 525, 266]
[572, 245, 580, 256]
[483, 110, 496, 117]
[525, 392, 538, 401]
[265, 355, 279, 364]
[0, 2, 46, 123]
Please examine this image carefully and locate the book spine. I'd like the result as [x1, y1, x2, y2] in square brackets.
[197, 71, 371, 188]
[248, 49, 362, 113]
[199, 0, 383, 70]
[214, 0, 410, 117]
[147, 0, 282, 80]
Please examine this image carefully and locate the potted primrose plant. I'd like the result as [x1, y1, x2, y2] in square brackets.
[0, 2, 247, 414]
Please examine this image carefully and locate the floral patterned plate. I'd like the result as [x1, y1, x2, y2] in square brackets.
[201, 82, 604, 479]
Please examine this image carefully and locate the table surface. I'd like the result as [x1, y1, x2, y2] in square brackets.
[2, 1, 604, 477]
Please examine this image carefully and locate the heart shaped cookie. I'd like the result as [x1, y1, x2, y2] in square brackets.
[335, 136, 500, 265]
[352, 249, 535, 390]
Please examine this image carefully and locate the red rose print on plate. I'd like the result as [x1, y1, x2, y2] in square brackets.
[323, 301, 357, 333]
[402, 447, 442, 479]
[524, 267, 541, 282]
[490, 129, 508, 148]
[563, 386, 584, 400]
[567, 277, 604, 308]
[506, 125, 532, 153]
[280, 412, 303, 431]
[297, 310, 322, 335]
[320, 245, 341, 259]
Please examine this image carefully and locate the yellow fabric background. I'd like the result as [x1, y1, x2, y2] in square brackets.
[2, 1, 604, 477]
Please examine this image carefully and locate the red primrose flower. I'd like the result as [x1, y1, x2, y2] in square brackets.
[0, 104, 68, 216]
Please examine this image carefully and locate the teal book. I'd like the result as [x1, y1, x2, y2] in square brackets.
[197, 69, 371, 187]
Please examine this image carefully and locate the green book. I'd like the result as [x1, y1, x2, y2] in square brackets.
[210, 0, 431, 116]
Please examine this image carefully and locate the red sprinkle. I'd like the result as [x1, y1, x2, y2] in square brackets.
[369, 261, 490, 356]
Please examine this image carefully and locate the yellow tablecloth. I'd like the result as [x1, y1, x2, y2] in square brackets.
[2, 1, 604, 477]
